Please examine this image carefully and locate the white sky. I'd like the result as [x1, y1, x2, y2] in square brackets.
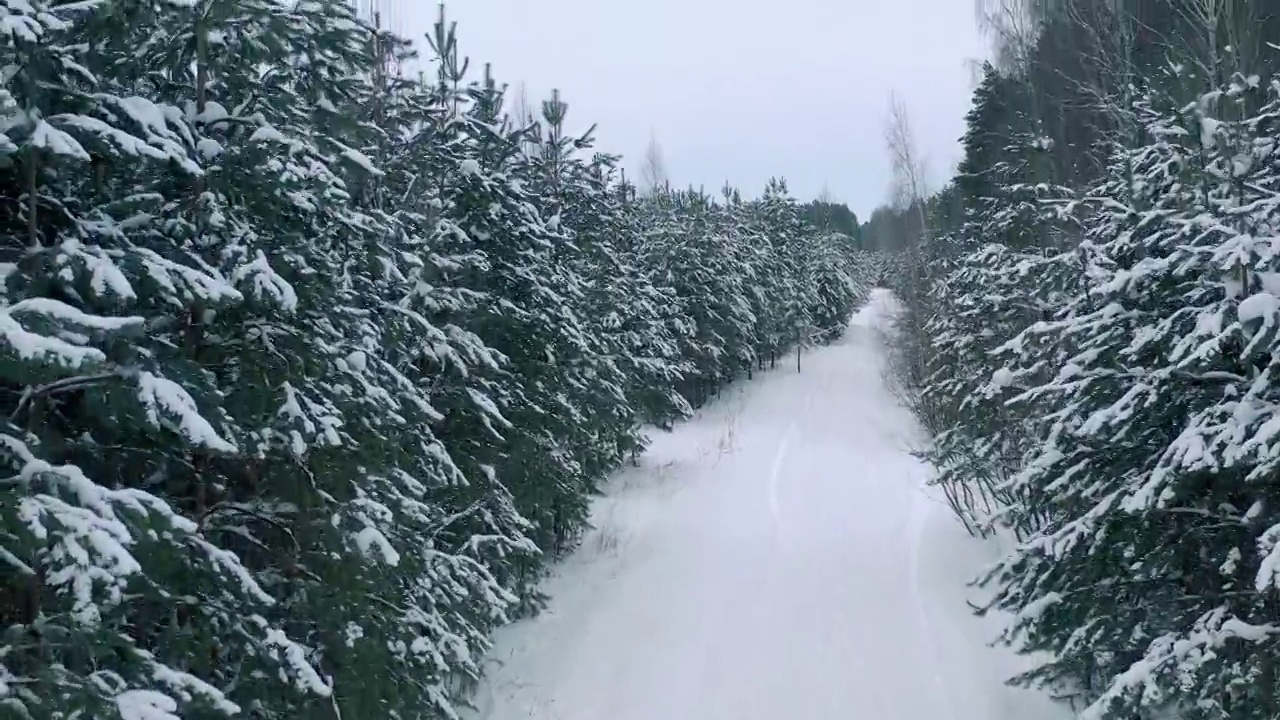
[393, 0, 986, 220]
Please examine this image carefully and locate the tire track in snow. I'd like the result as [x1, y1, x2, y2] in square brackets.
[906, 480, 960, 720]
[768, 421, 799, 545]
[770, 351, 819, 546]
[765, 350, 828, 551]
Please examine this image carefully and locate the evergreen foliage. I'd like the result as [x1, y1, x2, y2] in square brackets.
[0, 4, 875, 718]
[881, 2, 1280, 717]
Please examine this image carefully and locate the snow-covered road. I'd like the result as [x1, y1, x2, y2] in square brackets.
[466, 290, 1073, 720]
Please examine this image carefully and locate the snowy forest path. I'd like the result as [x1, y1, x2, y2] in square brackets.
[464, 290, 1074, 720]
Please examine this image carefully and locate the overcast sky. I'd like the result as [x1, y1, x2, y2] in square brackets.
[394, 1, 986, 219]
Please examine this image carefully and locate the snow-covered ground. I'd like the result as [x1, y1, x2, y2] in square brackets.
[465, 290, 1074, 720]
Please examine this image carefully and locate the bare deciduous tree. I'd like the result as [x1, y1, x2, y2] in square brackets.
[507, 82, 540, 156]
[974, 0, 1038, 73]
[817, 183, 835, 205]
[640, 130, 668, 195]
[510, 82, 534, 126]
[882, 92, 934, 406]
[814, 184, 836, 232]
[883, 93, 929, 234]
[1168, 0, 1267, 97]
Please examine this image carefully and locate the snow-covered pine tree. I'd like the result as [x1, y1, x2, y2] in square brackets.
[919, 62, 1079, 536]
[515, 91, 634, 491]
[522, 90, 670, 469]
[454, 66, 598, 572]
[0, 3, 880, 717]
[372, 13, 546, 673]
[805, 228, 863, 345]
[0, 0, 329, 717]
[980, 69, 1280, 719]
[611, 177, 695, 430]
[250, 12, 541, 717]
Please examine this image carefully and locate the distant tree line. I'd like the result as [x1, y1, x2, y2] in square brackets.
[802, 195, 861, 243]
